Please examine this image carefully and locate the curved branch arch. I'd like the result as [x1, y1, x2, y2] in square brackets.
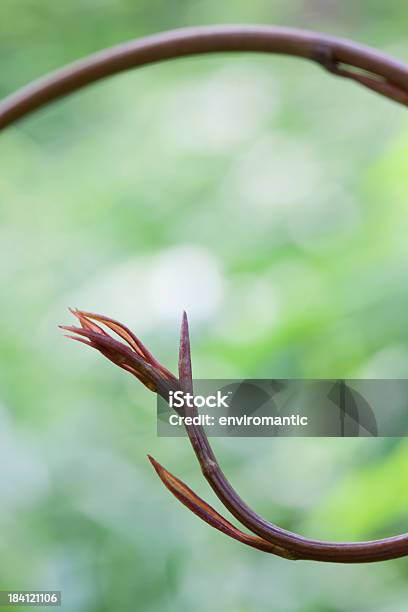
[0, 25, 407, 130]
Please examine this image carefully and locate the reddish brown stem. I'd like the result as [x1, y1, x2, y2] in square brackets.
[0, 25, 407, 130]
[62, 310, 408, 563]
[176, 315, 408, 562]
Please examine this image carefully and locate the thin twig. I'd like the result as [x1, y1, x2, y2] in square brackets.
[0, 25, 407, 130]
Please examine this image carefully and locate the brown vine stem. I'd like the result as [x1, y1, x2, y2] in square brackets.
[0, 25, 407, 130]
[3, 24, 407, 562]
[61, 310, 408, 563]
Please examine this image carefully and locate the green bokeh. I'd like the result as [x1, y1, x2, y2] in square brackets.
[0, 2, 408, 611]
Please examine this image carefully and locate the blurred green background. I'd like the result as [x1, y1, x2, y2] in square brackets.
[1, 1, 408, 611]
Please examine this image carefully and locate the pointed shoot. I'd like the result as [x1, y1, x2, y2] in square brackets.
[148, 455, 295, 559]
[178, 311, 193, 394]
